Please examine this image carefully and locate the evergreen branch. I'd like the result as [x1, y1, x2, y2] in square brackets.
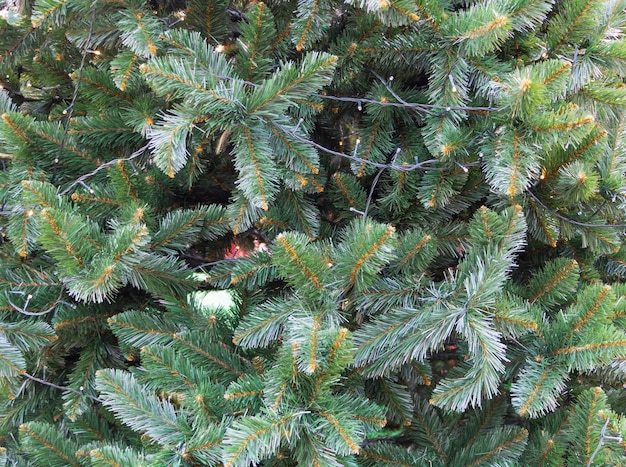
[373, 378, 413, 427]
[583, 388, 603, 464]
[117, 4, 162, 58]
[354, 303, 430, 369]
[531, 115, 594, 133]
[0, 334, 26, 377]
[229, 256, 277, 287]
[147, 111, 195, 178]
[64, 343, 105, 421]
[224, 389, 264, 401]
[587, 417, 610, 467]
[233, 298, 298, 348]
[518, 368, 549, 417]
[111, 52, 139, 92]
[571, 285, 612, 334]
[0, 320, 56, 352]
[306, 315, 322, 373]
[349, 225, 396, 285]
[526, 257, 579, 307]
[551, 339, 626, 356]
[268, 124, 319, 174]
[318, 410, 361, 454]
[76, 72, 133, 103]
[172, 333, 245, 379]
[548, 0, 597, 50]
[148, 49, 258, 88]
[526, 201, 553, 247]
[462, 15, 509, 41]
[108, 310, 182, 348]
[356, 278, 423, 310]
[223, 414, 300, 467]
[247, 52, 337, 115]
[95, 368, 191, 446]
[241, 127, 268, 211]
[140, 346, 196, 389]
[308, 328, 350, 402]
[466, 428, 528, 466]
[18, 422, 82, 467]
[233, 2, 275, 81]
[53, 309, 116, 332]
[150, 211, 204, 249]
[512, 362, 568, 418]
[411, 400, 448, 461]
[295, 0, 321, 52]
[462, 396, 507, 448]
[274, 233, 324, 289]
[89, 445, 147, 466]
[358, 443, 418, 466]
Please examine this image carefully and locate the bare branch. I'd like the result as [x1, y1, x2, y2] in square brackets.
[5, 289, 65, 316]
[22, 372, 103, 403]
[313, 94, 502, 114]
[51, 5, 98, 183]
[368, 68, 411, 107]
[586, 417, 623, 467]
[526, 190, 626, 229]
[59, 143, 150, 196]
[269, 120, 445, 172]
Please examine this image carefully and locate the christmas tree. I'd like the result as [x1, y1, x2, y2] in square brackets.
[1, 0, 626, 464]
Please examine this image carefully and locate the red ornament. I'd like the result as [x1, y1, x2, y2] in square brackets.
[225, 243, 249, 259]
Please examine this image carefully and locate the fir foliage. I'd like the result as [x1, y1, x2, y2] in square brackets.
[1, 0, 626, 465]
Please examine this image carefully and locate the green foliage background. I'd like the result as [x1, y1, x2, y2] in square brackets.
[0, 0, 626, 465]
